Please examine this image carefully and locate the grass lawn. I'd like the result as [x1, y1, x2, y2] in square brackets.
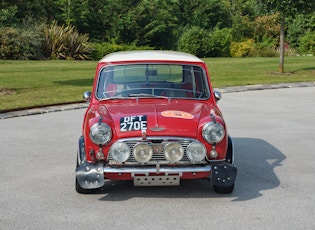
[1, 57, 314, 112]
[0, 60, 96, 111]
[205, 56, 315, 87]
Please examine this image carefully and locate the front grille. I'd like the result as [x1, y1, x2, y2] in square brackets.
[107, 137, 205, 165]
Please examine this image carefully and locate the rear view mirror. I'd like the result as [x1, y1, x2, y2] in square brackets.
[214, 90, 222, 101]
[83, 91, 91, 103]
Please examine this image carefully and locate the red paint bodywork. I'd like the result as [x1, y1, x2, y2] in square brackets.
[82, 52, 228, 181]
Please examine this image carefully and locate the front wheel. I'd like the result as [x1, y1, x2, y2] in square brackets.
[213, 184, 234, 194]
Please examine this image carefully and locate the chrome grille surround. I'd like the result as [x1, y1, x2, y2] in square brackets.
[107, 137, 207, 165]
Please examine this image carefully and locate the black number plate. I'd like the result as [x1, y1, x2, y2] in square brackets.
[120, 115, 147, 132]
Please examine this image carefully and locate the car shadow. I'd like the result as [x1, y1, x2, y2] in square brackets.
[90, 137, 285, 202]
[231, 137, 285, 201]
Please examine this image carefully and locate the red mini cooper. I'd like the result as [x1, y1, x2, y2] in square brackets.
[75, 50, 237, 194]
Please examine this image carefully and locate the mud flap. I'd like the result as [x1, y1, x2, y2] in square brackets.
[75, 162, 104, 189]
[211, 163, 237, 187]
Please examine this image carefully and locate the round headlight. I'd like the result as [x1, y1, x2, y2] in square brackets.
[186, 142, 206, 162]
[89, 123, 112, 145]
[133, 143, 153, 163]
[164, 142, 184, 163]
[109, 142, 130, 163]
[202, 122, 225, 144]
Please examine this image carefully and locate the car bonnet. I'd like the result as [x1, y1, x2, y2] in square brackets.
[101, 101, 213, 139]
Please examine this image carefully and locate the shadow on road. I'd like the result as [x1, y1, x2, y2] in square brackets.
[231, 137, 286, 201]
[90, 138, 285, 202]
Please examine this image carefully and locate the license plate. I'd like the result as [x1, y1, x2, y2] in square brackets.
[134, 175, 180, 186]
[120, 115, 147, 132]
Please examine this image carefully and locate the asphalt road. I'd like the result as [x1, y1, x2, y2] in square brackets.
[1, 87, 314, 230]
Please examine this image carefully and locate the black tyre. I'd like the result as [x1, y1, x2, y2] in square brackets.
[213, 135, 235, 194]
[213, 184, 234, 194]
[226, 135, 233, 164]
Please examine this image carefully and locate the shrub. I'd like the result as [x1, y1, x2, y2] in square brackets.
[207, 28, 232, 57]
[230, 39, 255, 57]
[287, 13, 315, 50]
[62, 31, 90, 60]
[177, 26, 209, 57]
[298, 31, 315, 55]
[42, 21, 91, 60]
[177, 27, 232, 57]
[230, 38, 278, 57]
[253, 36, 278, 57]
[0, 27, 22, 59]
[252, 13, 280, 43]
[90, 43, 127, 61]
[0, 26, 43, 60]
[255, 44, 278, 57]
[90, 42, 152, 61]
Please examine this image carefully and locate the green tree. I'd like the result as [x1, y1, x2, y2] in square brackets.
[128, 0, 177, 49]
[83, 0, 139, 42]
[286, 13, 315, 51]
[226, 0, 257, 41]
[173, 0, 231, 30]
[252, 12, 280, 48]
[257, 0, 315, 73]
[55, 0, 90, 29]
[1, 0, 59, 23]
[0, 2, 18, 26]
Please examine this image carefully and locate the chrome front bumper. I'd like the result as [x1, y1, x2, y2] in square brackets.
[75, 136, 237, 189]
[103, 164, 211, 176]
[76, 161, 237, 189]
[75, 162, 211, 189]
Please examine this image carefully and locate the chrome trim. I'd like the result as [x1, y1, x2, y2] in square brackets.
[103, 165, 211, 176]
[202, 122, 225, 144]
[108, 160, 206, 166]
[112, 136, 197, 142]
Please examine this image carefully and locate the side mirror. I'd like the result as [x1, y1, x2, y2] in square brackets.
[83, 91, 92, 103]
[214, 90, 222, 102]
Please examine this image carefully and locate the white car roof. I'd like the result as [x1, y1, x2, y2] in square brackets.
[99, 50, 204, 63]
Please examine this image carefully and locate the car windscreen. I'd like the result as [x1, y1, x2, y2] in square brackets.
[96, 64, 210, 99]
